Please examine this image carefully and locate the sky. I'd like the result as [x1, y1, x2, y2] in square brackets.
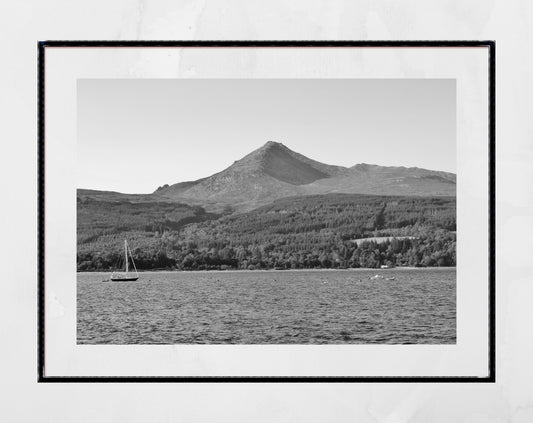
[78, 79, 455, 194]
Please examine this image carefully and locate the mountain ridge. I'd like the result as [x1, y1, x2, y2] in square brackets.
[153, 141, 456, 211]
[78, 141, 456, 212]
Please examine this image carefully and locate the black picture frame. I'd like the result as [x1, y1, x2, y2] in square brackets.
[38, 40, 495, 383]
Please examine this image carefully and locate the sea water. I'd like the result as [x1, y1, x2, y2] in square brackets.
[77, 268, 455, 344]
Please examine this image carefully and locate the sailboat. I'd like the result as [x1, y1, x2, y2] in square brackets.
[110, 239, 139, 282]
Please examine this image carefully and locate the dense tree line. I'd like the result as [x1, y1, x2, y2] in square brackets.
[77, 194, 456, 271]
[77, 228, 455, 271]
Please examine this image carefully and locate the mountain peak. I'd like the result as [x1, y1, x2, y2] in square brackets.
[262, 140, 286, 149]
[229, 140, 330, 185]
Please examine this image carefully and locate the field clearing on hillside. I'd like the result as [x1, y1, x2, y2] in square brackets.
[353, 236, 417, 246]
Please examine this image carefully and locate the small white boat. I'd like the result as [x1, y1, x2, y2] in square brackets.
[110, 240, 139, 282]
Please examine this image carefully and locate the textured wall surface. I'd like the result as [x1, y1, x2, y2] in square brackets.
[1, 1, 531, 421]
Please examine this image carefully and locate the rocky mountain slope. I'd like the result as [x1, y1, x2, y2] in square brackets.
[152, 141, 455, 211]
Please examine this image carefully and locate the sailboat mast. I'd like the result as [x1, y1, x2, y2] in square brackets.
[125, 240, 129, 273]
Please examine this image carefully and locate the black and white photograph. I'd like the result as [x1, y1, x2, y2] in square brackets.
[76, 78, 457, 345]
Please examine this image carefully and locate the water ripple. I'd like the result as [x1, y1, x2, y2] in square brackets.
[77, 268, 456, 344]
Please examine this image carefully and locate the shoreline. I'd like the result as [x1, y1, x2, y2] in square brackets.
[77, 266, 456, 275]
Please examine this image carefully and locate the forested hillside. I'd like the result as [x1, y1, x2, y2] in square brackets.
[77, 193, 456, 271]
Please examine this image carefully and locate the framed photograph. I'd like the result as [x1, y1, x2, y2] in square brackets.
[38, 41, 495, 382]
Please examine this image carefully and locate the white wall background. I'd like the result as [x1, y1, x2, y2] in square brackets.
[0, 0, 531, 421]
